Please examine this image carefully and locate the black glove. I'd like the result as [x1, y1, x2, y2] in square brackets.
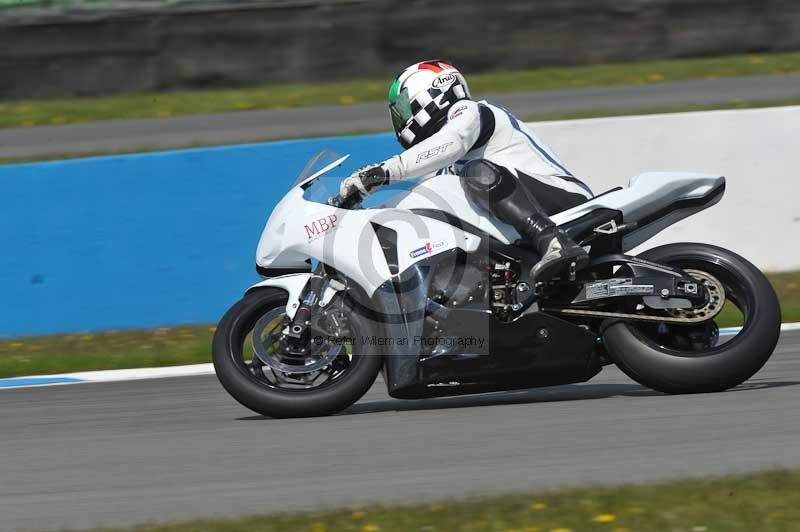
[339, 164, 390, 200]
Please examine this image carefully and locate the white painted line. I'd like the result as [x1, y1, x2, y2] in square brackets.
[2, 323, 798, 390]
[0, 363, 214, 390]
[66, 363, 215, 382]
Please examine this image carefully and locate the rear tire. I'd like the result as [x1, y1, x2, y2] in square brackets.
[603, 243, 781, 394]
[213, 288, 382, 418]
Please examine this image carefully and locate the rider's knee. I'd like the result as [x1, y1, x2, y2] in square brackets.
[459, 159, 517, 205]
[459, 159, 503, 189]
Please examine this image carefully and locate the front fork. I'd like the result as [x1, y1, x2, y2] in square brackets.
[286, 264, 327, 339]
[285, 264, 344, 339]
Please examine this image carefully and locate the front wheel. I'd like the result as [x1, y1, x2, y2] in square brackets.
[213, 288, 382, 418]
[603, 243, 781, 394]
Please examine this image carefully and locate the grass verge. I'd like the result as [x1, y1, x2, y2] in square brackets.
[0, 272, 797, 378]
[3, 97, 799, 166]
[89, 469, 800, 531]
[2, 51, 800, 128]
[0, 325, 215, 378]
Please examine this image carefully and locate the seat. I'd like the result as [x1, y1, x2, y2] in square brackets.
[553, 172, 725, 251]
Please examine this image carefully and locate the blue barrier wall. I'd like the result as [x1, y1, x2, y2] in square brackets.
[0, 133, 398, 337]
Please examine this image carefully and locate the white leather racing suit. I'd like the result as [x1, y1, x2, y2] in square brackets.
[381, 99, 593, 215]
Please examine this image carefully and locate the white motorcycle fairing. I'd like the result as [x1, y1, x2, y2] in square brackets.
[255, 185, 483, 298]
[254, 159, 724, 317]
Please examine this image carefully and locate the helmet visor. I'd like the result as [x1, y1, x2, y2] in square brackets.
[389, 88, 413, 133]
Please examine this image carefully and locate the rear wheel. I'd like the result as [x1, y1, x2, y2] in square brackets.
[603, 243, 781, 394]
[213, 288, 382, 418]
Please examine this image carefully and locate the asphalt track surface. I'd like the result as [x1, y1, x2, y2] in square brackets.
[1, 331, 798, 531]
[2, 74, 800, 159]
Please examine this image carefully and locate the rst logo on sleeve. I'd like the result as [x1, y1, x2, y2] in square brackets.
[415, 141, 454, 163]
[431, 73, 457, 90]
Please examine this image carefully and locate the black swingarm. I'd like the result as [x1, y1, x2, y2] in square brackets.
[549, 254, 706, 310]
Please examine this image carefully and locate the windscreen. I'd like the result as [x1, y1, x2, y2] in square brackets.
[296, 149, 417, 207]
[293, 150, 347, 185]
[296, 150, 348, 205]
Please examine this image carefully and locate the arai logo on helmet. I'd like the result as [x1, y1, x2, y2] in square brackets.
[409, 240, 447, 258]
[432, 73, 457, 90]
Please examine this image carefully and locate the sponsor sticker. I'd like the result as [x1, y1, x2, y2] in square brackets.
[409, 240, 447, 258]
[432, 73, 457, 90]
[449, 103, 468, 119]
[304, 214, 338, 241]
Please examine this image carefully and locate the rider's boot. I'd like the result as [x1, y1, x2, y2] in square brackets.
[521, 213, 589, 283]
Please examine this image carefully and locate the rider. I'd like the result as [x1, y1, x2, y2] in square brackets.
[338, 60, 593, 282]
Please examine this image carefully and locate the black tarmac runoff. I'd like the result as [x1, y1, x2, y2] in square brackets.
[1, 330, 798, 531]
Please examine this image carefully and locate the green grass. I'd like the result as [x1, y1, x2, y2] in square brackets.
[2, 51, 800, 129]
[0, 325, 215, 378]
[87, 469, 800, 531]
[764, 271, 800, 324]
[0, 271, 796, 379]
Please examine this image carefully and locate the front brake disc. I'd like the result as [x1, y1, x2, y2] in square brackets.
[251, 308, 342, 374]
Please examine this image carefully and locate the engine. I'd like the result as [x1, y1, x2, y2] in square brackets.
[428, 254, 521, 320]
[488, 260, 521, 321]
[429, 261, 485, 307]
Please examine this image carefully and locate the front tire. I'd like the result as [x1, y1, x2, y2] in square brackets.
[603, 243, 781, 394]
[213, 288, 382, 418]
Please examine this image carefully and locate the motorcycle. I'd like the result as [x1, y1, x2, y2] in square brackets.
[213, 150, 781, 418]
